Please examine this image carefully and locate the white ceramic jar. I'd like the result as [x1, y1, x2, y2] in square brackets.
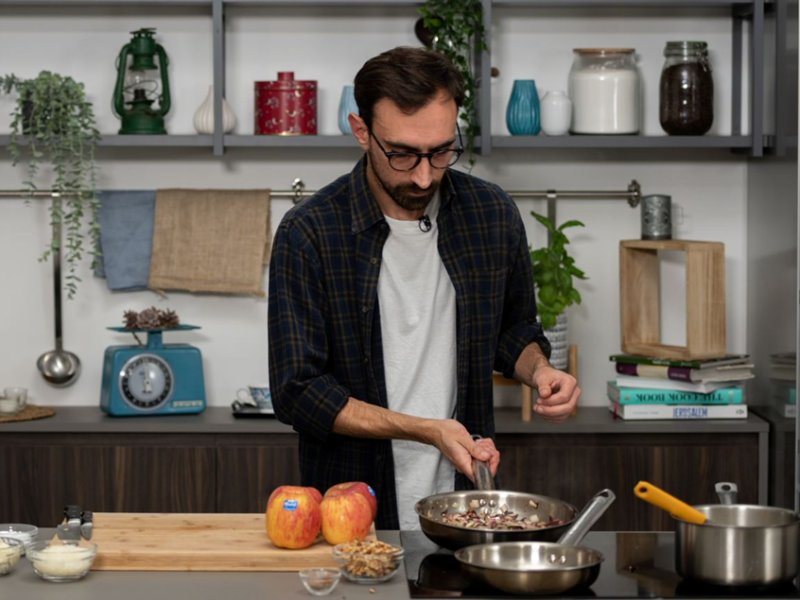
[568, 48, 640, 134]
[540, 91, 572, 136]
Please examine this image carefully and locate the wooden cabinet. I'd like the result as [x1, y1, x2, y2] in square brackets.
[0, 408, 768, 530]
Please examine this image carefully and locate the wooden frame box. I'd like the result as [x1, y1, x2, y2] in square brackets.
[620, 240, 726, 359]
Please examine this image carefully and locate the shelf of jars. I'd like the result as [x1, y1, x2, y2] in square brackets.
[490, 135, 754, 149]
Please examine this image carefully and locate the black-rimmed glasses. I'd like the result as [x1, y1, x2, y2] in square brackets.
[369, 125, 464, 172]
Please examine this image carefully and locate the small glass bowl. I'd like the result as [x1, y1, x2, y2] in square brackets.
[26, 540, 98, 582]
[0, 523, 38, 555]
[0, 536, 24, 575]
[299, 567, 341, 596]
[332, 540, 404, 584]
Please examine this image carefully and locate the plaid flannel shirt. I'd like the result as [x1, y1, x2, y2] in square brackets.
[268, 156, 550, 529]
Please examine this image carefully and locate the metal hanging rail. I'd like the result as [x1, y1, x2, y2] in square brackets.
[0, 179, 643, 212]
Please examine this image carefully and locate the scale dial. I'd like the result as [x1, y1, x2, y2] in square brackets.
[118, 353, 174, 410]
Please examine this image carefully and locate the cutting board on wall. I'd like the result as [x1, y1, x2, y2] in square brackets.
[91, 512, 372, 571]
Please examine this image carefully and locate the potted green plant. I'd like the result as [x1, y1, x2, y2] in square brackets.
[1, 71, 100, 298]
[529, 210, 588, 332]
[417, 0, 486, 168]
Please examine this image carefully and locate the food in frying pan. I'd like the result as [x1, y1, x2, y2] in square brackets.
[440, 499, 566, 530]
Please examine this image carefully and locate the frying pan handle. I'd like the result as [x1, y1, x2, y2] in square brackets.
[473, 459, 495, 491]
[557, 488, 616, 547]
[715, 482, 738, 504]
[634, 481, 707, 525]
[470, 434, 495, 491]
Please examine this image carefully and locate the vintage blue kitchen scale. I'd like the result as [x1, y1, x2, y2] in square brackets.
[100, 325, 206, 416]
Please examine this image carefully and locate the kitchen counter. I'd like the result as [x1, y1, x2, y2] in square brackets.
[4, 529, 799, 600]
[0, 405, 770, 435]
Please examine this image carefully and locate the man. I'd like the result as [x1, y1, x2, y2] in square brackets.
[268, 46, 580, 530]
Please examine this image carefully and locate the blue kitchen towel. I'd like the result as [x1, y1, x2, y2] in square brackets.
[94, 190, 156, 291]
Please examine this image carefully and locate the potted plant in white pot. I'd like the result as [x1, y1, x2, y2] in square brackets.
[1, 70, 100, 299]
[529, 210, 588, 369]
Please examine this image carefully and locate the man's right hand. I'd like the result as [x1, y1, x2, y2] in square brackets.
[425, 419, 501, 483]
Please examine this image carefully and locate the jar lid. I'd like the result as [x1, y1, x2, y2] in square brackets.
[664, 41, 709, 56]
[573, 48, 635, 55]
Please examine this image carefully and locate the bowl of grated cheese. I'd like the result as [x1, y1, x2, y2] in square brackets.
[26, 540, 97, 582]
[0, 537, 24, 575]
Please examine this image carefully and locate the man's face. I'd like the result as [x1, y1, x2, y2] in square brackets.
[355, 91, 459, 217]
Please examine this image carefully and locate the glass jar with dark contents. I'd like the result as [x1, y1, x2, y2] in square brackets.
[659, 41, 713, 135]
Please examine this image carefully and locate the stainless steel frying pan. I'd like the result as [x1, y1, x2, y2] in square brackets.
[415, 461, 579, 551]
[454, 489, 615, 595]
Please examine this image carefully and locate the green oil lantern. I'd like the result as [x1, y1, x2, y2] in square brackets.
[113, 28, 171, 134]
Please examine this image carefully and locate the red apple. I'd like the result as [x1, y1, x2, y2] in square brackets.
[320, 490, 373, 545]
[324, 481, 378, 519]
[265, 485, 322, 549]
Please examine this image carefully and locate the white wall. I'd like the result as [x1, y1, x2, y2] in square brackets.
[0, 5, 755, 410]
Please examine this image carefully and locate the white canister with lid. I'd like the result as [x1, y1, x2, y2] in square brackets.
[569, 48, 640, 134]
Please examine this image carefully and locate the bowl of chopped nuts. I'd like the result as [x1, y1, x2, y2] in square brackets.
[332, 539, 404, 584]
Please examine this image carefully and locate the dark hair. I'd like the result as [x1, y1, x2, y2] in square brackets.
[353, 46, 465, 130]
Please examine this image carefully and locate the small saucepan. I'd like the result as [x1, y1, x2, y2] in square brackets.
[635, 480, 800, 587]
[454, 489, 616, 595]
[415, 461, 579, 551]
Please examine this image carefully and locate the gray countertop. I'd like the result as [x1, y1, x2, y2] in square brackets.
[0, 406, 770, 434]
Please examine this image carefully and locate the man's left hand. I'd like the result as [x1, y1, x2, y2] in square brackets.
[531, 365, 581, 421]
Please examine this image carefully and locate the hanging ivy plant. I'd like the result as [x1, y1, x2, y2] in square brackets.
[1, 71, 100, 299]
[418, 0, 487, 169]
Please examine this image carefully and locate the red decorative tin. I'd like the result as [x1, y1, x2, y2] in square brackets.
[254, 72, 317, 135]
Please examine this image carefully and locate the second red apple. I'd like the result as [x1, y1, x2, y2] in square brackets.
[324, 481, 378, 519]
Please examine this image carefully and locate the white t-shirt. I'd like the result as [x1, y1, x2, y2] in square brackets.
[378, 192, 458, 530]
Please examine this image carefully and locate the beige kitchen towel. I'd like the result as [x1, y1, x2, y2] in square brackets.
[148, 189, 271, 295]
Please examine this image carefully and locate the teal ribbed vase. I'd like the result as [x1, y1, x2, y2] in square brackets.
[506, 79, 541, 135]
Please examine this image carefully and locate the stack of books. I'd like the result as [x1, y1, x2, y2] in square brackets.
[769, 352, 796, 417]
[607, 353, 754, 420]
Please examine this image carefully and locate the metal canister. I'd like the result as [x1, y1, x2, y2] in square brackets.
[254, 71, 317, 135]
[640, 194, 672, 240]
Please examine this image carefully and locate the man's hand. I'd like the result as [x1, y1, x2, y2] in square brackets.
[426, 420, 501, 482]
[515, 342, 581, 421]
[531, 365, 580, 421]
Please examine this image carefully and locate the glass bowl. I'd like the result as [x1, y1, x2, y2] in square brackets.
[298, 567, 341, 596]
[0, 523, 38, 555]
[332, 540, 404, 584]
[0, 536, 24, 575]
[26, 540, 98, 582]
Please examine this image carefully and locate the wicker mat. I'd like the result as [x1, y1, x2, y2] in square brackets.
[0, 405, 55, 423]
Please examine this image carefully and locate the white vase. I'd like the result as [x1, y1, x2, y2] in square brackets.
[540, 91, 572, 136]
[545, 313, 569, 370]
[193, 85, 237, 134]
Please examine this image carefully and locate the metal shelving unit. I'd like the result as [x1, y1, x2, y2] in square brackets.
[0, 0, 771, 156]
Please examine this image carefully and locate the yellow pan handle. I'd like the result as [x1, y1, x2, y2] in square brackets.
[633, 480, 707, 525]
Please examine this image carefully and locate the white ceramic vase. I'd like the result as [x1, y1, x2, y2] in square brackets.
[540, 91, 572, 136]
[193, 85, 237, 134]
[545, 313, 569, 370]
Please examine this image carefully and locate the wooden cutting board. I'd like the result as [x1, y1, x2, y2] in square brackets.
[91, 512, 374, 571]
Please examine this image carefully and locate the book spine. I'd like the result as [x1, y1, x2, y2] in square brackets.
[610, 354, 700, 368]
[615, 363, 694, 382]
[608, 382, 744, 405]
[609, 401, 748, 420]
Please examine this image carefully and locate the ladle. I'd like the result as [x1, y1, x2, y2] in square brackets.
[633, 480, 707, 525]
[36, 194, 81, 387]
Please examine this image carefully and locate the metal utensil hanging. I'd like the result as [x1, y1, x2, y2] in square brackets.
[36, 193, 81, 387]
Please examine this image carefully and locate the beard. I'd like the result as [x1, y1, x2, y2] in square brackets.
[367, 151, 439, 212]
